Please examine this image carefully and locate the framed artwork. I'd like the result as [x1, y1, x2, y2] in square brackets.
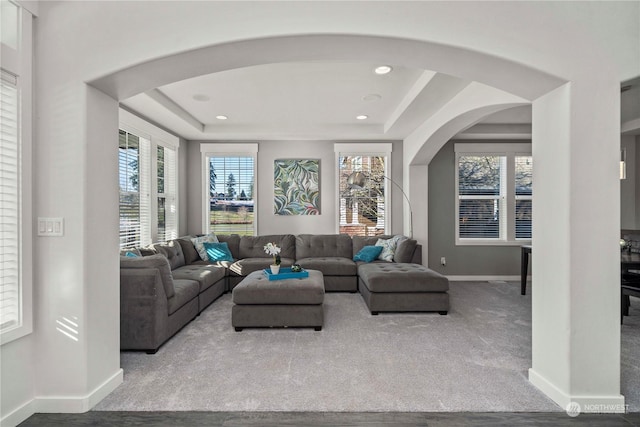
[274, 159, 320, 215]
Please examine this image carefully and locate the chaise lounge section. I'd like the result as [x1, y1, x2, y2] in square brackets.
[358, 263, 450, 315]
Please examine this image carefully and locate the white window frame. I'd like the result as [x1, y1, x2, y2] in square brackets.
[155, 143, 178, 242]
[455, 143, 532, 246]
[119, 109, 179, 247]
[1, 2, 33, 345]
[334, 143, 392, 235]
[200, 143, 258, 235]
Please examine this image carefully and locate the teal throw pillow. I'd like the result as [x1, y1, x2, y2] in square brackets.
[353, 245, 384, 263]
[203, 241, 234, 262]
[124, 251, 139, 257]
[191, 233, 219, 261]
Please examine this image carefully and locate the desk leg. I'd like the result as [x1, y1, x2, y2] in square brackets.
[521, 249, 528, 295]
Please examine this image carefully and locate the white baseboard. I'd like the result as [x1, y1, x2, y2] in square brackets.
[445, 275, 530, 282]
[529, 368, 626, 414]
[35, 368, 123, 414]
[1, 398, 36, 427]
[1, 369, 123, 426]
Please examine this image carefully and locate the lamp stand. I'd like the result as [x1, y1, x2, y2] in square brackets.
[347, 171, 413, 239]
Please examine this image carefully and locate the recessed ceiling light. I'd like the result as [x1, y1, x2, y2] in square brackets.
[362, 94, 382, 102]
[356, 115, 368, 120]
[216, 115, 228, 120]
[192, 94, 210, 102]
[374, 65, 393, 75]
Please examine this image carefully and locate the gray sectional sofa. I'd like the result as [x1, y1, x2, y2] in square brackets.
[119, 233, 439, 353]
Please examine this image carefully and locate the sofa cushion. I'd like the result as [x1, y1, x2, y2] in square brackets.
[177, 236, 200, 264]
[203, 241, 234, 262]
[296, 257, 357, 276]
[295, 234, 352, 259]
[167, 279, 200, 315]
[358, 263, 449, 293]
[217, 234, 241, 259]
[120, 254, 176, 298]
[353, 245, 383, 263]
[229, 257, 294, 277]
[394, 238, 417, 263]
[172, 264, 226, 292]
[239, 234, 295, 259]
[153, 241, 186, 270]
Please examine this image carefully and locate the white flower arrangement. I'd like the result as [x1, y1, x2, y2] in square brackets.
[263, 242, 281, 265]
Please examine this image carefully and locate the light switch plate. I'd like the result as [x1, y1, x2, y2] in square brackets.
[38, 217, 64, 236]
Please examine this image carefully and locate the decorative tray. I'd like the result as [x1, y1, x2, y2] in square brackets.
[263, 267, 309, 281]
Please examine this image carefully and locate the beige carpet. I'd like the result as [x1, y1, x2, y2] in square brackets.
[94, 282, 640, 412]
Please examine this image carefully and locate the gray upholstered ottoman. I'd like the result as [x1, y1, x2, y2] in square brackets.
[232, 269, 324, 331]
[358, 263, 449, 315]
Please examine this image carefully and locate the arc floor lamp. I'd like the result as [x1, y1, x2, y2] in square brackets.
[347, 171, 413, 239]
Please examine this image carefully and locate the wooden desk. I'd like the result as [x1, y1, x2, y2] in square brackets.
[521, 245, 532, 295]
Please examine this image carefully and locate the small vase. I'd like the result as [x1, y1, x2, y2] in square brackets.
[270, 265, 280, 275]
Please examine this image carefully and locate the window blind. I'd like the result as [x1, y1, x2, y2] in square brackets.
[208, 156, 254, 235]
[515, 156, 533, 239]
[157, 145, 177, 242]
[0, 69, 21, 332]
[455, 143, 532, 244]
[458, 155, 506, 239]
[338, 155, 387, 237]
[118, 130, 151, 248]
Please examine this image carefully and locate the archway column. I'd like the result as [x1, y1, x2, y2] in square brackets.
[529, 81, 624, 411]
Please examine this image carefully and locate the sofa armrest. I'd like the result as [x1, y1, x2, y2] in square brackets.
[120, 268, 169, 352]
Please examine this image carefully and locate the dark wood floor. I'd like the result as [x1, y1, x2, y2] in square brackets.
[18, 411, 640, 426]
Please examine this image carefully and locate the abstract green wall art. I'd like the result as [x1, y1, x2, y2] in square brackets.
[274, 159, 320, 215]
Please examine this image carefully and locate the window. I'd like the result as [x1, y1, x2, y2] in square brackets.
[515, 156, 533, 239]
[335, 143, 392, 237]
[118, 130, 150, 248]
[1, 2, 33, 344]
[201, 144, 258, 236]
[1, 70, 21, 334]
[455, 143, 532, 245]
[157, 145, 177, 242]
[119, 109, 179, 248]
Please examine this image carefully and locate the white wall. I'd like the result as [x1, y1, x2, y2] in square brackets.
[256, 141, 338, 235]
[530, 78, 622, 408]
[3, 2, 638, 425]
[185, 140, 404, 236]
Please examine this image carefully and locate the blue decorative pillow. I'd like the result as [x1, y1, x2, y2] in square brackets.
[124, 251, 139, 257]
[353, 245, 384, 263]
[203, 241, 234, 262]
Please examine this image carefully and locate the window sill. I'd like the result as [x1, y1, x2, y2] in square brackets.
[456, 239, 532, 247]
[1, 323, 33, 346]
